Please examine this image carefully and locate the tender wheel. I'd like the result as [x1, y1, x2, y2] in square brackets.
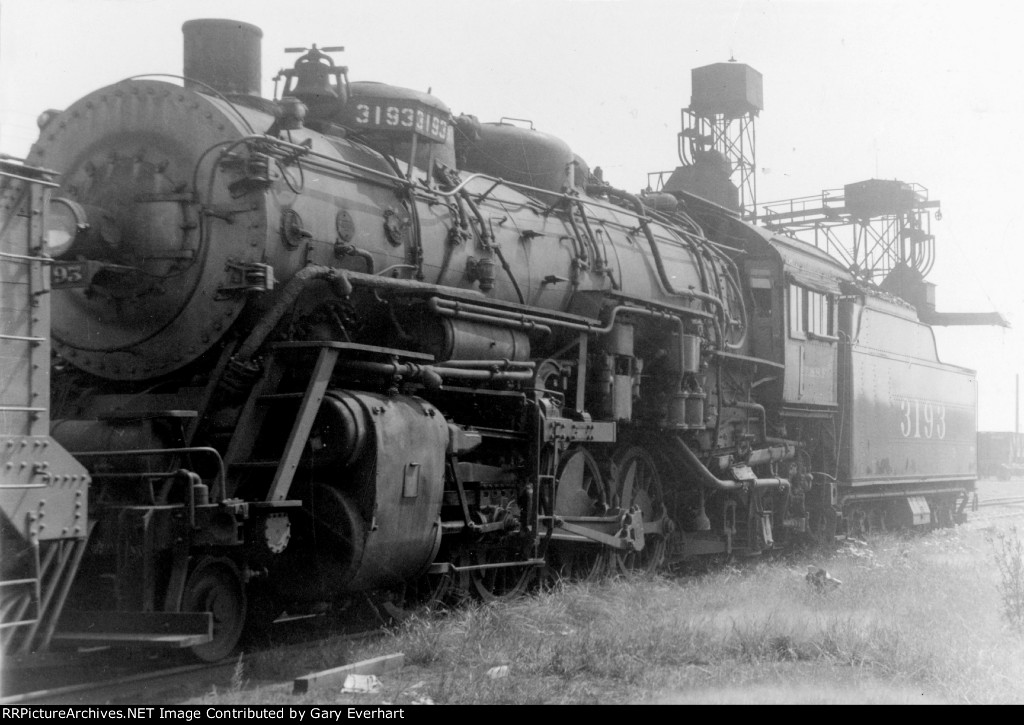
[846, 506, 869, 538]
[931, 495, 956, 528]
[183, 557, 247, 662]
[608, 446, 666, 574]
[869, 506, 889, 533]
[847, 504, 886, 538]
[807, 483, 838, 545]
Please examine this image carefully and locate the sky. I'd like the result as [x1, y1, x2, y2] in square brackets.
[1, 0, 1022, 430]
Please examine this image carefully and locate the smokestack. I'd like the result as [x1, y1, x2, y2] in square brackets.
[182, 19, 263, 97]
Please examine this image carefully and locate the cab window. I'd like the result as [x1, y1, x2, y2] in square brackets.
[749, 274, 773, 317]
[789, 283, 836, 339]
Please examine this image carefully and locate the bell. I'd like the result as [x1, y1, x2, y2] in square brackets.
[284, 45, 348, 120]
[291, 60, 338, 102]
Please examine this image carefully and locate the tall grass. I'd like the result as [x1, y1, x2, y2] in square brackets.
[990, 525, 1024, 633]
[393, 525, 1022, 703]
[194, 522, 1024, 705]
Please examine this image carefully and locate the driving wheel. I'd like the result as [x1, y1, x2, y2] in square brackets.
[608, 446, 666, 574]
[549, 447, 610, 581]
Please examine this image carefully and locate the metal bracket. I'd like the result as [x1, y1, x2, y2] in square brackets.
[219, 260, 274, 295]
[220, 152, 275, 198]
[203, 204, 254, 223]
[542, 417, 616, 444]
[550, 505, 652, 551]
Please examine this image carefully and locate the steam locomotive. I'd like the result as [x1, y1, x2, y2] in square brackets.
[0, 19, 977, 662]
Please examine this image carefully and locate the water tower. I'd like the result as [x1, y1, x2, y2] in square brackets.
[651, 61, 762, 218]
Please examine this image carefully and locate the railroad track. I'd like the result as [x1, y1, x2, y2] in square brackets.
[966, 494, 1024, 525]
[0, 660, 233, 706]
[0, 614, 383, 705]
[7, 494, 1024, 705]
[977, 495, 1024, 509]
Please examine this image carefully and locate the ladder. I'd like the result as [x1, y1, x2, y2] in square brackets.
[223, 343, 339, 503]
[1, 158, 92, 655]
[223, 340, 439, 502]
[0, 525, 94, 655]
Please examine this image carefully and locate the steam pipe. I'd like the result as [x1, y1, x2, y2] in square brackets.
[670, 436, 790, 493]
[641, 200, 714, 298]
[337, 359, 535, 385]
[459, 189, 491, 245]
[252, 134, 738, 249]
[235, 265, 351, 363]
[428, 295, 713, 335]
[491, 242, 525, 304]
[227, 258, 721, 400]
[450, 190, 522, 301]
[343, 267, 484, 298]
[438, 360, 536, 369]
[573, 198, 604, 269]
[427, 297, 552, 335]
[430, 296, 715, 410]
[598, 185, 747, 351]
[335, 244, 375, 273]
[596, 186, 738, 349]
[428, 296, 715, 394]
[563, 207, 591, 265]
[435, 228, 459, 285]
[408, 187, 425, 280]
[241, 136, 742, 340]
[578, 206, 604, 269]
[731, 400, 800, 451]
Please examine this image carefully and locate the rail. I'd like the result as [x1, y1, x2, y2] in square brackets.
[977, 495, 1024, 509]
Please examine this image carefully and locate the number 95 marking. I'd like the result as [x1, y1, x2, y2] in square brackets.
[51, 262, 86, 288]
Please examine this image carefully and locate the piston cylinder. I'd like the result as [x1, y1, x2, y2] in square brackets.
[302, 392, 369, 469]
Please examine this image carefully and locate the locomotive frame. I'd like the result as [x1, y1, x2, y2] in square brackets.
[0, 19, 976, 662]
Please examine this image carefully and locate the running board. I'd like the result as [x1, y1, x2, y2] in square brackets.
[51, 610, 212, 650]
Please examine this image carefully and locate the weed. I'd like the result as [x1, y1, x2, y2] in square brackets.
[989, 525, 1024, 633]
[187, 516, 1024, 704]
[230, 653, 247, 692]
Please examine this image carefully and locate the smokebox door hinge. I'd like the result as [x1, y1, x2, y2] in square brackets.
[218, 260, 275, 296]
